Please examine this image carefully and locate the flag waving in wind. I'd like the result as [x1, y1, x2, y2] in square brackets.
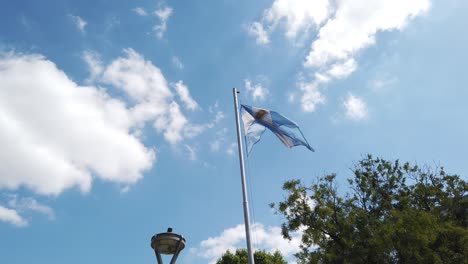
[241, 104, 314, 154]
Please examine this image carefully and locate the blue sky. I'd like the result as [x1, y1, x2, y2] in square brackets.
[0, 0, 467, 263]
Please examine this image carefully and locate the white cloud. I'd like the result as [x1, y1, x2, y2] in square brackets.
[184, 120, 220, 139]
[104, 15, 120, 32]
[251, 0, 430, 112]
[0, 206, 27, 227]
[183, 114, 224, 139]
[326, 58, 357, 80]
[305, 0, 430, 68]
[214, 110, 225, 123]
[209, 102, 226, 124]
[1, 47, 211, 207]
[210, 128, 228, 153]
[155, 102, 188, 144]
[249, 0, 331, 43]
[8, 196, 54, 220]
[192, 223, 301, 264]
[369, 75, 397, 91]
[102, 48, 170, 102]
[185, 144, 197, 161]
[247, 22, 269, 45]
[69, 15, 87, 33]
[172, 56, 184, 70]
[154, 6, 173, 39]
[184, 102, 225, 139]
[133, 7, 148, 16]
[245, 79, 269, 102]
[344, 94, 368, 121]
[303, 0, 429, 111]
[298, 80, 325, 112]
[183, 123, 208, 139]
[173, 80, 199, 111]
[120, 185, 131, 194]
[191, 102, 229, 154]
[101, 48, 194, 144]
[0, 51, 159, 195]
[82, 51, 103, 83]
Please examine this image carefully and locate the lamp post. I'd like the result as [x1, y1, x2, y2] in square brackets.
[151, 228, 186, 264]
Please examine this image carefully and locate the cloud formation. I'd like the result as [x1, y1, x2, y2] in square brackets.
[100, 48, 195, 144]
[245, 79, 269, 102]
[247, 22, 269, 45]
[0, 206, 27, 227]
[82, 51, 103, 83]
[154, 6, 173, 39]
[133, 7, 148, 16]
[344, 94, 368, 121]
[184, 144, 198, 161]
[8, 196, 55, 220]
[69, 15, 87, 32]
[171, 56, 184, 70]
[251, 0, 430, 112]
[85, 48, 221, 143]
[0, 47, 212, 201]
[173, 80, 199, 111]
[210, 128, 228, 153]
[226, 143, 237, 156]
[193, 223, 301, 264]
[250, 0, 330, 42]
[0, 51, 157, 195]
[0, 196, 55, 226]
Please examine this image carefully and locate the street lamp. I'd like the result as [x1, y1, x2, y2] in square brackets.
[151, 228, 186, 264]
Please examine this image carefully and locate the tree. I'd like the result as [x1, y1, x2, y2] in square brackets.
[271, 155, 467, 264]
[216, 249, 287, 264]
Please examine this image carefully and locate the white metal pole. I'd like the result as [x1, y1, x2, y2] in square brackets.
[233, 88, 255, 264]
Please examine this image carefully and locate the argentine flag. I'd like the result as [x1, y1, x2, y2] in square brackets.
[241, 104, 314, 154]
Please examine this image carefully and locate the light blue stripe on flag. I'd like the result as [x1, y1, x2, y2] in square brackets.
[241, 104, 314, 154]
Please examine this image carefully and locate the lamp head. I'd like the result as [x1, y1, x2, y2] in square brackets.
[151, 228, 186, 255]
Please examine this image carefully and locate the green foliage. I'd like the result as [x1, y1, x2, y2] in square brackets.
[216, 249, 287, 264]
[272, 155, 467, 264]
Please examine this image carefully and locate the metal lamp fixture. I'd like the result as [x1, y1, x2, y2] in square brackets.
[151, 228, 186, 264]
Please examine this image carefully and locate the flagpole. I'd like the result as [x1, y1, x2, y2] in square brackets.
[233, 88, 255, 264]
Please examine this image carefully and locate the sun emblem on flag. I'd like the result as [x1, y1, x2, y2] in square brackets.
[255, 109, 267, 120]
